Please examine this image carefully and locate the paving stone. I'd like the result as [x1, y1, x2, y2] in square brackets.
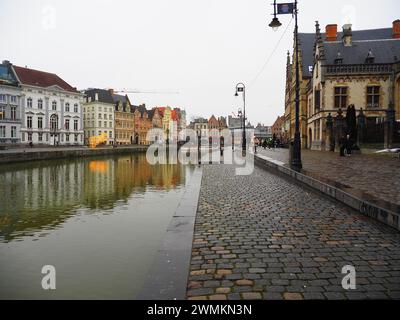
[242, 292, 262, 300]
[216, 287, 231, 294]
[303, 293, 325, 300]
[203, 281, 220, 288]
[283, 293, 303, 300]
[209, 295, 227, 300]
[323, 292, 347, 300]
[248, 268, 266, 274]
[233, 286, 253, 293]
[187, 288, 214, 297]
[227, 293, 241, 300]
[262, 292, 283, 300]
[236, 279, 254, 286]
[188, 296, 208, 301]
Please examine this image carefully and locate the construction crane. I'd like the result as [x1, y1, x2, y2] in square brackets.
[114, 89, 180, 95]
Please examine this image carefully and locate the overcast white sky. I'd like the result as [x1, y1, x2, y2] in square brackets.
[1, 0, 399, 125]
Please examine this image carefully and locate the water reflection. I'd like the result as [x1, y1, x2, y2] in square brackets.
[0, 153, 188, 242]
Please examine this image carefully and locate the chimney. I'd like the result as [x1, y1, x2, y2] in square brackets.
[325, 24, 338, 42]
[342, 24, 353, 46]
[108, 88, 114, 96]
[393, 20, 400, 39]
[2, 60, 11, 66]
[95, 92, 99, 101]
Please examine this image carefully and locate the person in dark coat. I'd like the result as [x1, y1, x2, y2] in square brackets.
[345, 134, 352, 156]
[339, 135, 346, 157]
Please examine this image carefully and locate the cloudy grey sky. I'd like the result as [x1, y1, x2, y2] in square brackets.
[1, 0, 399, 125]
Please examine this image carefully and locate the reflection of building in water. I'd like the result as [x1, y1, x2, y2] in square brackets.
[114, 155, 186, 196]
[0, 160, 85, 241]
[0, 154, 189, 241]
[83, 159, 116, 210]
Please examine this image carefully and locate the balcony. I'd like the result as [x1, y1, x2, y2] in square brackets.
[325, 63, 393, 75]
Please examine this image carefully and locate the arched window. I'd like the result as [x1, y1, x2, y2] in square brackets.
[50, 114, 58, 131]
[38, 99, 43, 109]
[27, 98, 33, 108]
[65, 103, 70, 112]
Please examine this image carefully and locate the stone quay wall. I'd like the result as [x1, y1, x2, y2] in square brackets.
[0, 146, 149, 165]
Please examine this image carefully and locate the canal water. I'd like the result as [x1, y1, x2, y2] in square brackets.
[0, 153, 195, 299]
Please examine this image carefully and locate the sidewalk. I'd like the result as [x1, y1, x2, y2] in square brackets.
[187, 164, 400, 300]
[257, 148, 400, 213]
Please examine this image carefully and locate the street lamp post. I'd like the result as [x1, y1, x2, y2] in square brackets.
[269, 0, 302, 172]
[235, 83, 246, 155]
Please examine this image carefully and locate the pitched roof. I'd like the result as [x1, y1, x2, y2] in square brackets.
[208, 115, 219, 125]
[298, 27, 398, 77]
[112, 93, 130, 105]
[324, 39, 400, 65]
[12, 65, 78, 92]
[84, 88, 114, 104]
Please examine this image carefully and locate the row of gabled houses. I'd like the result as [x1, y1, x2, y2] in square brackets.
[0, 60, 186, 147]
[84, 88, 186, 146]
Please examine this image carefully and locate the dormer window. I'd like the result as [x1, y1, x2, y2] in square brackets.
[366, 49, 375, 64]
[334, 51, 343, 65]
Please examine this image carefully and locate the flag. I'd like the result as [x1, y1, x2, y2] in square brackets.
[277, 3, 294, 15]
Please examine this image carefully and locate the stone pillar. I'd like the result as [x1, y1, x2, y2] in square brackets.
[326, 113, 334, 152]
[384, 106, 395, 149]
[357, 108, 366, 147]
[334, 108, 344, 153]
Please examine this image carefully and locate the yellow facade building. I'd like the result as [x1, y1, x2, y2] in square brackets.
[111, 90, 135, 145]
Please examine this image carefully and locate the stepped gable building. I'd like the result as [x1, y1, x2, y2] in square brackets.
[285, 20, 400, 150]
[13, 63, 84, 146]
[83, 88, 115, 145]
[132, 104, 151, 145]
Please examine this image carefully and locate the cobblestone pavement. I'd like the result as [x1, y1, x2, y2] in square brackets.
[186, 164, 400, 300]
[257, 148, 400, 210]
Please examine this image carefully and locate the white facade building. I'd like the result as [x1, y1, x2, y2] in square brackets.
[12, 64, 84, 146]
[83, 89, 115, 145]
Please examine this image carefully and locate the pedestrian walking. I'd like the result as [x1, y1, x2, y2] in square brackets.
[345, 134, 352, 157]
[339, 135, 346, 157]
